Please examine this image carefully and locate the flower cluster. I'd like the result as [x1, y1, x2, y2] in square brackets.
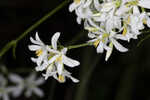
[28, 0, 150, 83]
[69, 0, 150, 61]
[0, 73, 44, 100]
[28, 32, 80, 83]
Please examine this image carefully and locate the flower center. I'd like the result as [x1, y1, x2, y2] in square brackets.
[36, 49, 43, 56]
[93, 40, 100, 47]
[58, 75, 65, 82]
[122, 26, 127, 36]
[56, 56, 62, 62]
[142, 18, 147, 24]
[115, 0, 121, 8]
[74, 0, 80, 4]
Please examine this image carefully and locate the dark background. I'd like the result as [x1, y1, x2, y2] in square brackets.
[0, 0, 149, 100]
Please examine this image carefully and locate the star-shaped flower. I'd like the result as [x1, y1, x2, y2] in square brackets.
[9, 73, 45, 98]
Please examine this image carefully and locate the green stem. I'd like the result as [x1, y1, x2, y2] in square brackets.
[67, 42, 93, 50]
[16, 0, 69, 42]
[137, 29, 150, 47]
[0, 40, 16, 58]
[0, 0, 69, 58]
[137, 34, 150, 47]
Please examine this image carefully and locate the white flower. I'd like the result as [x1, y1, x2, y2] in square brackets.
[105, 11, 122, 32]
[53, 69, 79, 83]
[28, 32, 48, 66]
[100, 1, 116, 12]
[8, 73, 24, 97]
[42, 32, 80, 83]
[24, 73, 45, 98]
[9, 73, 45, 98]
[88, 30, 128, 61]
[0, 75, 14, 100]
[69, 0, 93, 24]
[140, 12, 150, 28]
[138, 0, 150, 9]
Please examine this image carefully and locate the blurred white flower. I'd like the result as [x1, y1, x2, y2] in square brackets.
[9, 73, 45, 98]
[0, 75, 14, 100]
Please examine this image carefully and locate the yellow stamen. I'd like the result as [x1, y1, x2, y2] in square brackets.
[56, 56, 62, 62]
[102, 33, 109, 39]
[126, 0, 138, 6]
[58, 75, 65, 82]
[93, 40, 100, 47]
[143, 19, 147, 24]
[122, 27, 127, 36]
[36, 49, 43, 56]
[93, 13, 101, 17]
[102, 39, 105, 43]
[115, 0, 121, 8]
[74, 0, 80, 4]
[127, 16, 130, 24]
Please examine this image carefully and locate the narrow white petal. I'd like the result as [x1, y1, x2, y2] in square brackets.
[9, 74, 23, 83]
[111, 38, 128, 52]
[3, 94, 9, 100]
[83, 0, 92, 8]
[48, 55, 59, 64]
[133, 6, 140, 15]
[115, 34, 128, 41]
[37, 55, 44, 66]
[28, 45, 41, 51]
[57, 62, 63, 75]
[30, 37, 42, 45]
[115, 5, 129, 16]
[11, 86, 24, 97]
[61, 48, 68, 54]
[88, 32, 96, 38]
[46, 46, 59, 54]
[105, 47, 113, 61]
[32, 87, 44, 97]
[35, 66, 45, 71]
[101, 2, 114, 12]
[69, 76, 79, 83]
[147, 17, 150, 27]
[25, 90, 32, 98]
[35, 78, 45, 85]
[69, 3, 80, 12]
[31, 57, 38, 63]
[94, 0, 101, 11]
[87, 38, 98, 43]
[51, 32, 60, 50]
[62, 55, 80, 67]
[138, 0, 150, 9]
[97, 42, 104, 53]
[26, 73, 36, 82]
[77, 17, 82, 24]
[35, 60, 48, 71]
[35, 32, 43, 43]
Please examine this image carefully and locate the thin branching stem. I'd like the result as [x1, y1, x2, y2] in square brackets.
[137, 29, 150, 47]
[0, 0, 69, 58]
[67, 42, 93, 50]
